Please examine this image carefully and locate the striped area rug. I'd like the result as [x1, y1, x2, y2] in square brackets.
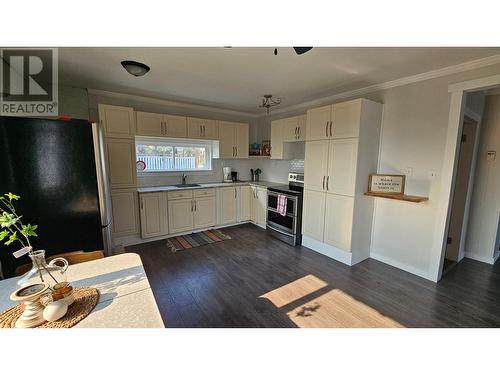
[166, 229, 232, 252]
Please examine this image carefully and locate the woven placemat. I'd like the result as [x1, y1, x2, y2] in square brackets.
[0, 287, 99, 328]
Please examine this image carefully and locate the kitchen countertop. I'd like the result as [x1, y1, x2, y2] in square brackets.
[137, 180, 281, 193]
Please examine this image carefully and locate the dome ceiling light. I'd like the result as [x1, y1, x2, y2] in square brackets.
[121, 60, 151, 77]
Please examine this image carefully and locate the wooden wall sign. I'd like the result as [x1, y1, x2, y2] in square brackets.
[368, 174, 406, 195]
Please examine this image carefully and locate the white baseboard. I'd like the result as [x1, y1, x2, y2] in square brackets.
[302, 236, 353, 266]
[370, 252, 433, 281]
[464, 251, 498, 265]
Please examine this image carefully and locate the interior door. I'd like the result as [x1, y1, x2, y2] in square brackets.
[164, 114, 187, 138]
[235, 123, 249, 158]
[219, 121, 236, 159]
[324, 194, 354, 251]
[168, 199, 194, 233]
[220, 187, 238, 224]
[327, 138, 358, 196]
[194, 196, 216, 229]
[306, 105, 331, 141]
[302, 190, 326, 241]
[331, 99, 362, 139]
[304, 139, 329, 192]
[136, 112, 163, 136]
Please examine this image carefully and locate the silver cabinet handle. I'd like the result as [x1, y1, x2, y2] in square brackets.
[140, 197, 143, 209]
[322, 176, 325, 190]
[326, 176, 329, 190]
[203, 125, 206, 137]
[235, 146, 238, 157]
[298, 126, 301, 139]
[194, 200, 197, 211]
[326, 122, 328, 137]
[329, 121, 333, 137]
[234, 188, 237, 198]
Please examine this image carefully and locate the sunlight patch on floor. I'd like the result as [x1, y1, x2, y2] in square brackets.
[260, 274, 328, 308]
[287, 289, 404, 328]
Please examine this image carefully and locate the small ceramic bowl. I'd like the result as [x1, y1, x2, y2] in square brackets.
[51, 282, 75, 306]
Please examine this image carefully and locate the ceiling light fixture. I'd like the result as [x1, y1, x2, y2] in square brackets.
[259, 94, 281, 114]
[121, 60, 150, 77]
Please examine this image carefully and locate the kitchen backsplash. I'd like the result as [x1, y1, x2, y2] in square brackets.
[137, 158, 304, 187]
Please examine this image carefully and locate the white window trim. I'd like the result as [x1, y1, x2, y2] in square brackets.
[135, 136, 213, 175]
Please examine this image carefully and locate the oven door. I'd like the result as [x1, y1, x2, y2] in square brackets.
[267, 191, 297, 216]
[266, 191, 297, 234]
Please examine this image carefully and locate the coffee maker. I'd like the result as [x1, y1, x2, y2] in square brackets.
[223, 167, 232, 183]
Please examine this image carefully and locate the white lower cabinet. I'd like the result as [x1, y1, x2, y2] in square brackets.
[302, 190, 326, 241]
[193, 196, 216, 229]
[250, 186, 267, 227]
[239, 186, 252, 221]
[168, 198, 194, 234]
[219, 187, 238, 224]
[139, 192, 168, 239]
[324, 194, 354, 251]
[111, 189, 140, 236]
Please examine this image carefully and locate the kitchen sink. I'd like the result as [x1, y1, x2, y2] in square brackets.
[172, 183, 201, 188]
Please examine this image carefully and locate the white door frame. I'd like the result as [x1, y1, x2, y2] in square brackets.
[429, 74, 500, 282]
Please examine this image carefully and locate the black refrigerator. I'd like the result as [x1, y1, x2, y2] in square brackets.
[0, 116, 111, 278]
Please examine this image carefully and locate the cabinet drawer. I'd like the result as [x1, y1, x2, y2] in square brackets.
[168, 190, 193, 200]
[194, 188, 215, 198]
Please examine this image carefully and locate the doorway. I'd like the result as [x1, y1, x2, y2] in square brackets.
[443, 115, 479, 275]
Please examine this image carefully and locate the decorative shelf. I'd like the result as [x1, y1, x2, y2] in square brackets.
[364, 192, 429, 203]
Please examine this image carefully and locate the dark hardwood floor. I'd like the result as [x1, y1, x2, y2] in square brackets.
[126, 224, 500, 328]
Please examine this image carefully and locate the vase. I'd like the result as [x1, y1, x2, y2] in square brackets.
[17, 250, 69, 288]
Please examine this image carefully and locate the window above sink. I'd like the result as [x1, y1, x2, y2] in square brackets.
[136, 136, 213, 173]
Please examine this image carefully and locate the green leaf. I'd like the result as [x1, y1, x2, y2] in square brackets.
[0, 230, 8, 241]
[5, 232, 17, 245]
[5, 193, 20, 201]
[0, 212, 19, 228]
[21, 224, 38, 237]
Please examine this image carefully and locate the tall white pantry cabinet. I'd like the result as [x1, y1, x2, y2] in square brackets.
[302, 98, 383, 266]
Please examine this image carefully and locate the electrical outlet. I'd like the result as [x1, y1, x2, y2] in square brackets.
[403, 167, 413, 177]
[428, 170, 438, 179]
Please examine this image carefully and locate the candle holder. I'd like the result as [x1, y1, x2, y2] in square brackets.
[10, 283, 49, 328]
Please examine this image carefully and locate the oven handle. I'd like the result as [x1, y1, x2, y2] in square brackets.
[267, 222, 295, 236]
[267, 207, 296, 218]
[267, 191, 298, 202]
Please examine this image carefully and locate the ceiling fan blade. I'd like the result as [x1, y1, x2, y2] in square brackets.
[293, 47, 313, 55]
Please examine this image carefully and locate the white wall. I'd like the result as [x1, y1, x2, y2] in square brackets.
[465, 94, 500, 263]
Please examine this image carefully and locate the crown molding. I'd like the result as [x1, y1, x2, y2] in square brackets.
[263, 54, 500, 119]
[87, 88, 260, 118]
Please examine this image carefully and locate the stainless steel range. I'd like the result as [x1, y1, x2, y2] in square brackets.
[266, 173, 304, 246]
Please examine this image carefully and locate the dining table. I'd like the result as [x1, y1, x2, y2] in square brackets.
[0, 253, 165, 328]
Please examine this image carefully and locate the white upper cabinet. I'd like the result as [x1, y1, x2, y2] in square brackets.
[218, 121, 249, 159]
[327, 138, 358, 196]
[99, 104, 135, 139]
[136, 111, 163, 136]
[306, 104, 331, 141]
[187, 117, 218, 139]
[304, 139, 330, 192]
[136, 111, 187, 138]
[296, 114, 306, 141]
[105, 138, 137, 189]
[164, 114, 187, 138]
[331, 99, 362, 139]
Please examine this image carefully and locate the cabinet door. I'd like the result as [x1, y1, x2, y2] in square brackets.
[306, 105, 331, 141]
[324, 194, 354, 251]
[202, 119, 218, 139]
[168, 199, 194, 234]
[235, 123, 249, 158]
[136, 112, 163, 136]
[218, 121, 236, 159]
[256, 187, 267, 226]
[302, 190, 326, 241]
[331, 99, 362, 139]
[283, 116, 300, 142]
[194, 196, 216, 229]
[164, 114, 187, 138]
[139, 192, 168, 238]
[304, 140, 329, 192]
[296, 114, 307, 141]
[270, 120, 283, 159]
[111, 189, 139, 236]
[327, 138, 358, 196]
[239, 186, 252, 221]
[105, 138, 137, 189]
[250, 186, 258, 222]
[220, 187, 238, 224]
[99, 105, 135, 138]
[187, 117, 205, 138]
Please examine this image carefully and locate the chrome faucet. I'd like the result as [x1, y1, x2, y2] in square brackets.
[181, 173, 187, 185]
